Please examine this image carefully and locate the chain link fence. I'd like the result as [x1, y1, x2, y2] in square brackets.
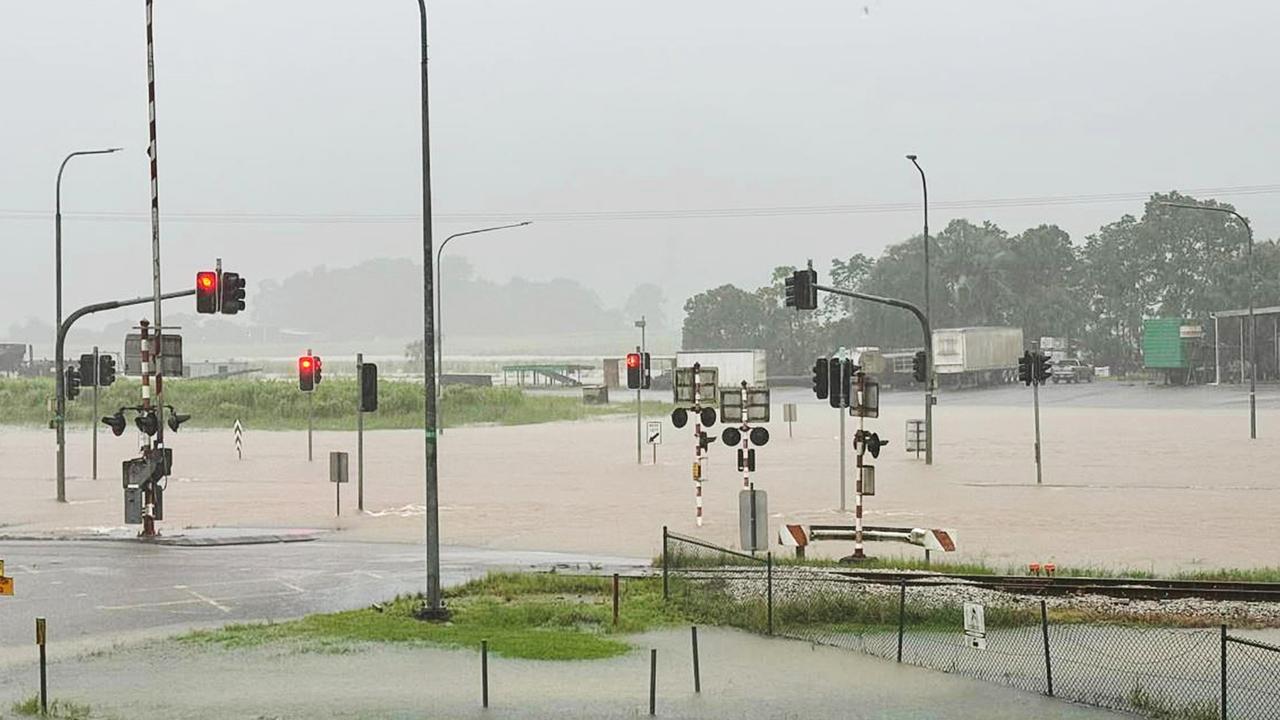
[661, 528, 1280, 720]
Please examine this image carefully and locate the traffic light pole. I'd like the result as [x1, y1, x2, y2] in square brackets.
[91, 346, 99, 481]
[1033, 373, 1043, 485]
[53, 289, 194, 502]
[813, 284, 934, 465]
[307, 347, 314, 463]
[357, 352, 364, 511]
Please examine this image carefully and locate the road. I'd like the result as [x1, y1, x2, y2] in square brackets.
[0, 539, 643, 654]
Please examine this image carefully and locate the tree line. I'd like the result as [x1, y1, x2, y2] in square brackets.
[682, 193, 1280, 375]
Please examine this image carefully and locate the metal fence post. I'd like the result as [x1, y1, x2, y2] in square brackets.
[1221, 624, 1227, 720]
[36, 617, 47, 716]
[766, 551, 774, 636]
[896, 581, 906, 663]
[691, 626, 701, 693]
[649, 648, 657, 716]
[662, 526, 669, 600]
[481, 639, 489, 709]
[612, 573, 620, 626]
[1041, 600, 1054, 697]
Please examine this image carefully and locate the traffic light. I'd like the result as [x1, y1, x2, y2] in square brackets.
[912, 350, 927, 383]
[812, 358, 830, 400]
[196, 271, 219, 314]
[359, 363, 378, 412]
[64, 365, 82, 400]
[78, 353, 97, 387]
[1018, 351, 1032, 386]
[785, 268, 818, 310]
[626, 352, 642, 389]
[98, 355, 117, 387]
[642, 352, 652, 390]
[838, 359, 856, 409]
[313, 356, 323, 386]
[219, 271, 246, 315]
[299, 355, 316, 391]
[828, 359, 844, 409]
[1035, 351, 1053, 384]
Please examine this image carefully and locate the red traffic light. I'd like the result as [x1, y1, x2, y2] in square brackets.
[300, 357, 313, 370]
[196, 271, 219, 314]
[626, 353, 641, 369]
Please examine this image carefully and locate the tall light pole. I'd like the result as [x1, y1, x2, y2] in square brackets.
[54, 147, 122, 503]
[1161, 201, 1257, 439]
[414, 0, 449, 619]
[906, 154, 934, 465]
[634, 316, 646, 464]
[435, 221, 533, 424]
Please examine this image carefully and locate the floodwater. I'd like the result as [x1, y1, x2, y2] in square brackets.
[3, 382, 1279, 572]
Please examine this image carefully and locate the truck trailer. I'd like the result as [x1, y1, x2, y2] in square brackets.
[674, 349, 767, 389]
[931, 326, 1023, 389]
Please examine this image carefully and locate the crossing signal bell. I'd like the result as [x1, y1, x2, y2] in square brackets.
[784, 268, 818, 310]
[912, 350, 928, 383]
[195, 271, 218, 314]
[102, 410, 127, 437]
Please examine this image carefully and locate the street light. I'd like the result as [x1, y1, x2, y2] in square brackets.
[434, 221, 533, 424]
[906, 154, 935, 465]
[1160, 201, 1257, 439]
[54, 147, 122, 503]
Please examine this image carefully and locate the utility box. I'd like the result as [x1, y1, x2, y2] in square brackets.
[581, 385, 609, 405]
[738, 489, 768, 552]
[124, 486, 143, 524]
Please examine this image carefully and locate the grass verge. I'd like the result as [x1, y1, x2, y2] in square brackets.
[180, 572, 684, 660]
[0, 377, 669, 431]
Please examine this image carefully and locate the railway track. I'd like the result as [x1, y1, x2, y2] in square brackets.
[828, 570, 1280, 603]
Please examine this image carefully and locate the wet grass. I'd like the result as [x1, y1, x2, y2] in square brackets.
[10, 695, 92, 719]
[180, 572, 684, 661]
[659, 544, 1280, 583]
[0, 377, 669, 431]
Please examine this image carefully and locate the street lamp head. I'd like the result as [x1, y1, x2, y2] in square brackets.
[906, 154, 918, 161]
[107, 147, 124, 153]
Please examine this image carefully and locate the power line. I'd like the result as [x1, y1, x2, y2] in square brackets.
[3, 183, 1279, 226]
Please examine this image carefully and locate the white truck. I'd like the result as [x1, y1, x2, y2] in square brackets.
[674, 349, 767, 389]
[931, 326, 1023, 389]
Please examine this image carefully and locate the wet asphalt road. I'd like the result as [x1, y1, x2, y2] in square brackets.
[0, 540, 643, 652]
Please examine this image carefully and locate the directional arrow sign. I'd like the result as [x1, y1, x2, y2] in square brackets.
[646, 421, 662, 445]
[233, 419, 244, 459]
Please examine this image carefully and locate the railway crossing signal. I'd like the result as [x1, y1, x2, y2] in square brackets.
[854, 429, 889, 458]
[102, 410, 127, 436]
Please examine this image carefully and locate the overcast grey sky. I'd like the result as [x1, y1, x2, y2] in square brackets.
[3, 0, 1279, 334]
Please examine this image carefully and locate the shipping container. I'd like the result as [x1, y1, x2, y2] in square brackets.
[931, 326, 1023, 388]
[675, 349, 767, 388]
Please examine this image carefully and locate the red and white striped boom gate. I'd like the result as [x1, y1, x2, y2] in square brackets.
[779, 523, 957, 560]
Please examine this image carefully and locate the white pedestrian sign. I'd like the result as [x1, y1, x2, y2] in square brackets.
[963, 602, 987, 649]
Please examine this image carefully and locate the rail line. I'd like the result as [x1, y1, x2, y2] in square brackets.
[828, 570, 1280, 603]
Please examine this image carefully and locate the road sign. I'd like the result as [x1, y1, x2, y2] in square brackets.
[963, 602, 987, 649]
[329, 452, 350, 484]
[0, 576, 11, 596]
[646, 421, 662, 445]
[233, 419, 244, 459]
[123, 333, 184, 377]
[720, 386, 771, 423]
[673, 366, 719, 405]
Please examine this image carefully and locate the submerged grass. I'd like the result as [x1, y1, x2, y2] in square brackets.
[0, 377, 668, 431]
[10, 695, 93, 719]
[181, 572, 684, 661]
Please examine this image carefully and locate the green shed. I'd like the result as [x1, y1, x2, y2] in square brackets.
[1142, 318, 1187, 369]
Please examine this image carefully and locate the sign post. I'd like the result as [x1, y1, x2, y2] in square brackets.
[91, 346, 99, 480]
[357, 353, 364, 511]
[646, 420, 662, 464]
[964, 602, 987, 649]
[783, 403, 796, 438]
[330, 451, 349, 517]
